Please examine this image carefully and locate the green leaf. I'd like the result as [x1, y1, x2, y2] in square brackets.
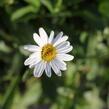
[80, 32, 88, 43]
[11, 5, 36, 21]
[0, 41, 12, 53]
[41, 0, 54, 13]
[22, 69, 33, 81]
[99, 1, 109, 17]
[1, 74, 21, 109]
[65, 63, 76, 86]
[11, 78, 42, 109]
[25, 0, 40, 8]
[57, 87, 73, 97]
[54, 0, 63, 13]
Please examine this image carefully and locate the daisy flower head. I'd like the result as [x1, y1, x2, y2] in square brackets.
[24, 27, 74, 77]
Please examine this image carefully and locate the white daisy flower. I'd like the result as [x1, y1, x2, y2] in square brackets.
[24, 27, 74, 77]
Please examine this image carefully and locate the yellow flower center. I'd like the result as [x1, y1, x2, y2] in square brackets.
[41, 44, 56, 62]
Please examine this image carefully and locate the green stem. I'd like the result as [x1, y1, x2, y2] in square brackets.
[1, 74, 21, 109]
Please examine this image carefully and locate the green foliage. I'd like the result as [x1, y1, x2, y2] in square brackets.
[0, 0, 109, 109]
[99, 1, 109, 18]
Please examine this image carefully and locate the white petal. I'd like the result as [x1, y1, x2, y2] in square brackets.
[24, 45, 41, 52]
[53, 32, 63, 44]
[57, 46, 73, 53]
[34, 61, 46, 77]
[24, 52, 41, 66]
[45, 63, 51, 77]
[24, 57, 34, 65]
[57, 45, 71, 51]
[24, 53, 41, 65]
[29, 52, 41, 58]
[33, 33, 44, 47]
[48, 31, 54, 44]
[29, 59, 41, 68]
[56, 41, 70, 50]
[54, 35, 68, 46]
[39, 27, 48, 44]
[24, 56, 40, 66]
[50, 60, 62, 76]
[57, 54, 74, 61]
[54, 58, 67, 71]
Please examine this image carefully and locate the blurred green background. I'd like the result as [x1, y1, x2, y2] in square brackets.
[0, 0, 109, 109]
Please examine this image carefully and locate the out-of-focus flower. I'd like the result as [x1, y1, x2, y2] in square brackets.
[24, 27, 74, 77]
